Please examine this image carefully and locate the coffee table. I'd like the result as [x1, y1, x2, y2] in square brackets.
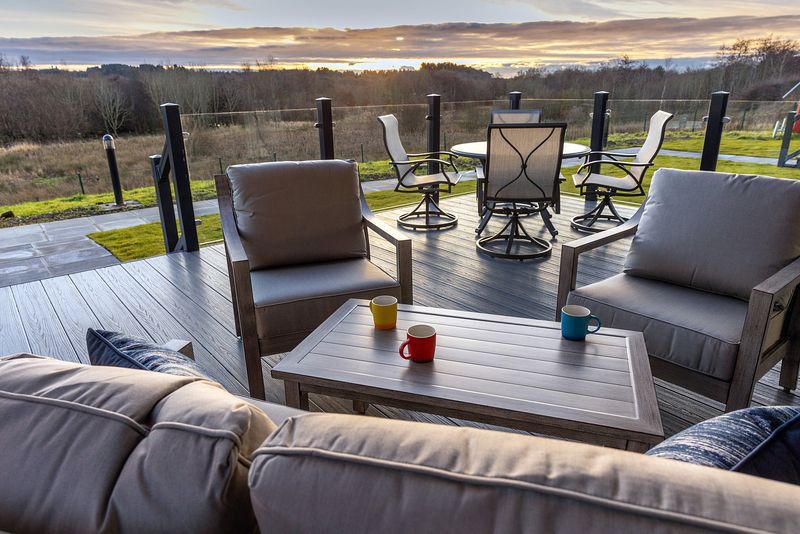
[271, 300, 663, 451]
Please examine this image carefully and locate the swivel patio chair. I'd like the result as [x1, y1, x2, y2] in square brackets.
[378, 114, 467, 230]
[216, 159, 413, 399]
[557, 168, 800, 413]
[571, 110, 673, 233]
[476, 123, 567, 260]
[475, 108, 545, 231]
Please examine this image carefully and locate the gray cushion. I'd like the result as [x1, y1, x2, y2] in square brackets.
[251, 257, 401, 343]
[624, 168, 800, 300]
[568, 273, 748, 380]
[242, 396, 308, 425]
[0, 354, 276, 534]
[227, 159, 367, 270]
[249, 413, 800, 533]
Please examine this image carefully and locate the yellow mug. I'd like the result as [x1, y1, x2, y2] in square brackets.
[369, 295, 398, 330]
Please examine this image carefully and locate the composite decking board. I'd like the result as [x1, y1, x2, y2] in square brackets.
[94, 264, 247, 396]
[69, 270, 155, 341]
[40, 276, 101, 363]
[146, 255, 237, 334]
[11, 281, 79, 363]
[119, 261, 248, 384]
[165, 251, 234, 303]
[0, 286, 31, 355]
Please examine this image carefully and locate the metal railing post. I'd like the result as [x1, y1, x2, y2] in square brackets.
[148, 102, 198, 254]
[588, 91, 610, 201]
[509, 91, 522, 110]
[778, 111, 797, 167]
[700, 91, 730, 171]
[426, 94, 441, 204]
[315, 97, 335, 160]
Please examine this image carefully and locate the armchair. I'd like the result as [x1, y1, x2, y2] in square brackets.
[216, 160, 412, 399]
[378, 114, 470, 230]
[571, 110, 673, 233]
[557, 168, 800, 412]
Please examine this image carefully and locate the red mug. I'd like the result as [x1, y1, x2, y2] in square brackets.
[399, 325, 436, 363]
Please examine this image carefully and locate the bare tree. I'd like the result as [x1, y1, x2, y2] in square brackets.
[94, 78, 130, 135]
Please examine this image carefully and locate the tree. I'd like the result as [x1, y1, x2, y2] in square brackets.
[94, 78, 130, 135]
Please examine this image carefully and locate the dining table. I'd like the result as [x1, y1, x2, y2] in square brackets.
[450, 141, 591, 162]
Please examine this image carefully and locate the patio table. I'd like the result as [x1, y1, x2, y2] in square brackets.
[451, 141, 590, 161]
[271, 299, 664, 451]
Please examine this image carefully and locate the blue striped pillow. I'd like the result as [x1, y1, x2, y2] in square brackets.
[646, 406, 800, 475]
[86, 329, 210, 379]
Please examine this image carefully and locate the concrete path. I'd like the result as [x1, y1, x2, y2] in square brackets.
[612, 147, 779, 166]
[0, 177, 441, 287]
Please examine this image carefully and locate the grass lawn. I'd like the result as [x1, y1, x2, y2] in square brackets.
[89, 181, 477, 262]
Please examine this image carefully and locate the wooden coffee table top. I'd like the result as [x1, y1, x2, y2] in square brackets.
[272, 300, 663, 447]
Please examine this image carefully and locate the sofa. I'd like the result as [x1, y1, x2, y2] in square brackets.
[2, 353, 799, 534]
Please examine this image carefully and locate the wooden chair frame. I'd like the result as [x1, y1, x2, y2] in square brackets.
[556, 207, 800, 412]
[215, 173, 413, 399]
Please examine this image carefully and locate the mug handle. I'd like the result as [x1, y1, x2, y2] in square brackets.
[588, 315, 602, 334]
[399, 339, 412, 360]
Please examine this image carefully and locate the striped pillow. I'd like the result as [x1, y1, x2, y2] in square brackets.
[86, 329, 209, 379]
[646, 406, 800, 473]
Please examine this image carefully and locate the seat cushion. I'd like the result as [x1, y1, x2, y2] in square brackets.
[226, 159, 367, 270]
[572, 171, 638, 191]
[251, 258, 401, 341]
[624, 168, 800, 300]
[0, 354, 276, 534]
[646, 406, 800, 473]
[249, 413, 800, 533]
[568, 273, 748, 381]
[86, 328, 210, 379]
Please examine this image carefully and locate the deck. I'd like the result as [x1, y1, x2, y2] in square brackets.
[1, 193, 798, 438]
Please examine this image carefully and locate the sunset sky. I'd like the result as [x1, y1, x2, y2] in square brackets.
[0, 1, 797, 74]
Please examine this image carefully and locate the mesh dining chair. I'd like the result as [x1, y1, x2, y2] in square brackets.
[378, 114, 469, 230]
[476, 109, 545, 232]
[571, 110, 673, 233]
[476, 123, 567, 259]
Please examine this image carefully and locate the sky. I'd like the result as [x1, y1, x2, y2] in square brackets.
[0, 0, 797, 74]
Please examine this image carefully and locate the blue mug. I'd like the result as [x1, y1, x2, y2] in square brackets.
[561, 305, 601, 341]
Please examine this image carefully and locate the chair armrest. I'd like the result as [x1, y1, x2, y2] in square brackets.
[392, 158, 455, 167]
[587, 150, 636, 158]
[407, 150, 461, 159]
[752, 256, 800, 301]
[476, 166, 485, 180]
[215, 174, 250, 269]
[361, 196, 413, 304]
[555, 207, 642, 320]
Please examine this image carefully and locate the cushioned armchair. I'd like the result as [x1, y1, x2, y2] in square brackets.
[216, 160, 412, 399]
[557, 168, 800, 412]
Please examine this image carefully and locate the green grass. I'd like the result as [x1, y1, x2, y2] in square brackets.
[89, 181, 477, 262]
[560, 155, 800, 204]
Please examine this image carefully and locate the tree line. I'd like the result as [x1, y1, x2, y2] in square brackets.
[0, 36, 797, 143]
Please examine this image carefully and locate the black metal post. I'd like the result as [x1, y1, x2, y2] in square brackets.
[509, 91, 522, 110]
[700, 91, 730, 171]
[102, 134, 124, 206]
[588, 91, 610, 201]
[315, 97, 334, 159]
[426, 94, 441, 175]
[778, 111, 799, 167]
[149, 102, 198, 254]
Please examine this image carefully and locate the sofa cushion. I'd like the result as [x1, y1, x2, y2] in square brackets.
[646, 406, 800, 473]
[249, 413, 800, 533]
[226, 159, 367, 270]
[86, 328, 210, 379]
[0, 354, 275, 534]
[567, 273, 747, 381]
[623, 168, 800, 300]
[251, 258, 401, 342]
[734, 410, 800, 484]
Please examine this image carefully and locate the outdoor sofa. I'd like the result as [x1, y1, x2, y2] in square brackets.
[1, 353, 799, 533]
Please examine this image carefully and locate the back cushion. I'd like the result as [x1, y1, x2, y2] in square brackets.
[624, 169, 800, 300]
[0, 354, 275, 534]
[227, 159, 367, 270]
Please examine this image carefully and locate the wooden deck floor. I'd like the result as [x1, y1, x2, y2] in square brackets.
[2, 193, 798, 438]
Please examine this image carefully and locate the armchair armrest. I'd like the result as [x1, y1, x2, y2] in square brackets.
[361, 194, 413, 305]
[407, 150, 460, 159]
[554, 207, 643, 320]
[574, 159, 653, 183]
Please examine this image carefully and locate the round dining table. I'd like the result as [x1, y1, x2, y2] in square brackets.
[450, 141, 591, 161]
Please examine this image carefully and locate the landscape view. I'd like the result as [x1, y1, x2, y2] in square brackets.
[2, 4, 800, 532]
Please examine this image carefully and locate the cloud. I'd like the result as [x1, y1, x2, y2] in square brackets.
[1, 14, 797, 71]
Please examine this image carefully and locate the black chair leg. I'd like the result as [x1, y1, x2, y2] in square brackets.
[540, 209, 558, 238]
[476, 212, 552, 260]
[570, 194, 628, 233]
[397, 191, 458, 231]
